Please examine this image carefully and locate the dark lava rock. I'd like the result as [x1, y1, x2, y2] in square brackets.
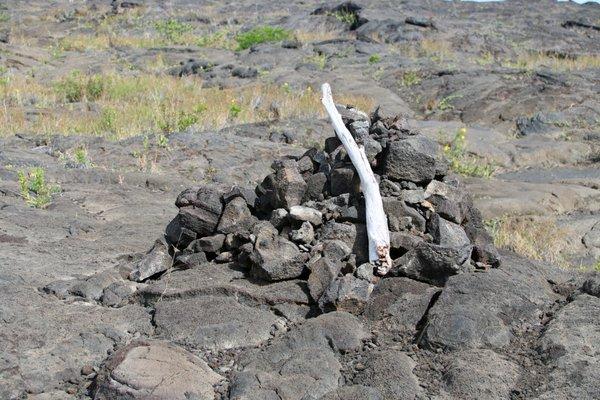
[424, 254, 557, 350]
[249, 222, 309, 281]
[394, 241, 473, 286]
[383, 136, 445, 183]
[217, 196, 256, 234]
[232, 66, 258, 79]
[365, 277, 439, 336]
[308, 256, 343, 302]
[154, 296, 281, 350]
[354, 349, 422, 399]
[319, 274, 373, 313]
[129, 238, 173, 282]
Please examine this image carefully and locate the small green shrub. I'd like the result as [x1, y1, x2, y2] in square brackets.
[0, 11, 9, 23]
[235, 26, 291, 50]
[18, 167, 60, 208]
[331, 10, 357, 26]
[401, 70, 421, 86]
[85, 74, 104, 100]
[443, 128, 495, 178]
[73, 147, 92, 167]
[437, 93, 463, 111]
[56, 72, 106, 102]
[156, 133, 169, 149]
[368, 54, 381, 64]
[229, 101, 242, 118]
[55, 71, 84, 103]
[155, 19, 193, 43]
[306, 53, 327, 70]
[176, 111, 198, 131]
[98, 107, 117, 133]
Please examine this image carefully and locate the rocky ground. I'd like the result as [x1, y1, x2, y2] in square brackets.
[0, 0, 599, 399]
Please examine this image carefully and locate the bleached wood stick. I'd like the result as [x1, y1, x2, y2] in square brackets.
[321, 83, 392, 275]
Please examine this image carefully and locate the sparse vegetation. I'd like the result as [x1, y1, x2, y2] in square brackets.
[502, 51, 600, 72]
[443, 128, 495, 178]
[235, 26, 291, 50]
[1, 72, 373, 138]
[368, 54, 381, 64]
[330, 10, 358, 26]
[196, 28, 236, 49]
[154, 19, 193, 43]
[486, 216, 572, 267]
[17, 167, 60, 208]
[306, 53, 327, 70]
[437, 93, 463, 111]
[418, 38, 455, 62]
[401, 70, 422, 86]
[0, 11, 10, 23]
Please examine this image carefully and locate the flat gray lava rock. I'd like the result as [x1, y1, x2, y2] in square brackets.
[153, 295, 282, 350]
[93, 340, 221, 400]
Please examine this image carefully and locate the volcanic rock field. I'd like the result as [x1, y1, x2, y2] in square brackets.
[0, 1, 599, 399]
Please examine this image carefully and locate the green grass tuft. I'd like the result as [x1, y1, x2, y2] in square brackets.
[155, 19, 193, 43]
[235, 26, 291, 50]
[368, 54, 381, 64]
[18, 167, 60, 208]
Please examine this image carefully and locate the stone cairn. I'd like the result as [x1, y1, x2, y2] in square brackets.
[152, 105, 501, 312]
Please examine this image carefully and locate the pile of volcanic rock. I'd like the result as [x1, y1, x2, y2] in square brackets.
[138, 105, 501, 312]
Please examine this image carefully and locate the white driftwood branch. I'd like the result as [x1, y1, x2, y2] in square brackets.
[321, 83, 392, 275]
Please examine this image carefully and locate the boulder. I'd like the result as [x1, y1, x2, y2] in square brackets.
[308, 257, 343, 302]
[154, 296, 281, 350]
[129, 238, 172, 282]
[289, 205, 323, 226]
[354, 349, 423, 400]
[424, 180, 467, 224]
[217, 196, 256, 234]
[274, 160, 307, 209]
[382, 197, 426, 232]
[193, 234, 226, 253]
[319, 274, 374, 313]
[304, 172, 328, 201]
[365, 277, 439, 336]
[330, 167, 356, 196]
[250, 224, 308, 281]
[428, 214, 471, 248]
[93, 340, 221, 400]
[290, 221, 314, 245]
[440, 349, 521, 400]
[395, 241, 472, 286]
[383, 136, 444, 183]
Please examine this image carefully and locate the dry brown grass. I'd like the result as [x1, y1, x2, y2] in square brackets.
[294, 28, 348, 44]
[487, 216, 573, 267]
[0, 72, 374, 139]
[503, 51, 600, 72]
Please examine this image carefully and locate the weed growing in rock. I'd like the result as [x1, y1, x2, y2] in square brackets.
[368, 54, 381, 64]
[437, 94, 463, 111]
[306, 53, 327, 70]
[235, 26, 291, 50]
[331, 10, 357, 26]
[176, 111, 198, 131]
[155, 19, 193, 43]
[156, 133, 169, 149]
[0, 11, 9, 23]
[401, 71, 421, 86]
[443, 128, 495, 178]
[229, 101, 242, 118]
[17, 167, 60, 208]
[197, 28, 236, 49]
[55, 71, 85, 103]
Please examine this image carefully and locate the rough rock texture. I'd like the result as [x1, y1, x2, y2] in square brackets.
[94, 340, 222, 400]
[1, 1, 599, 398]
